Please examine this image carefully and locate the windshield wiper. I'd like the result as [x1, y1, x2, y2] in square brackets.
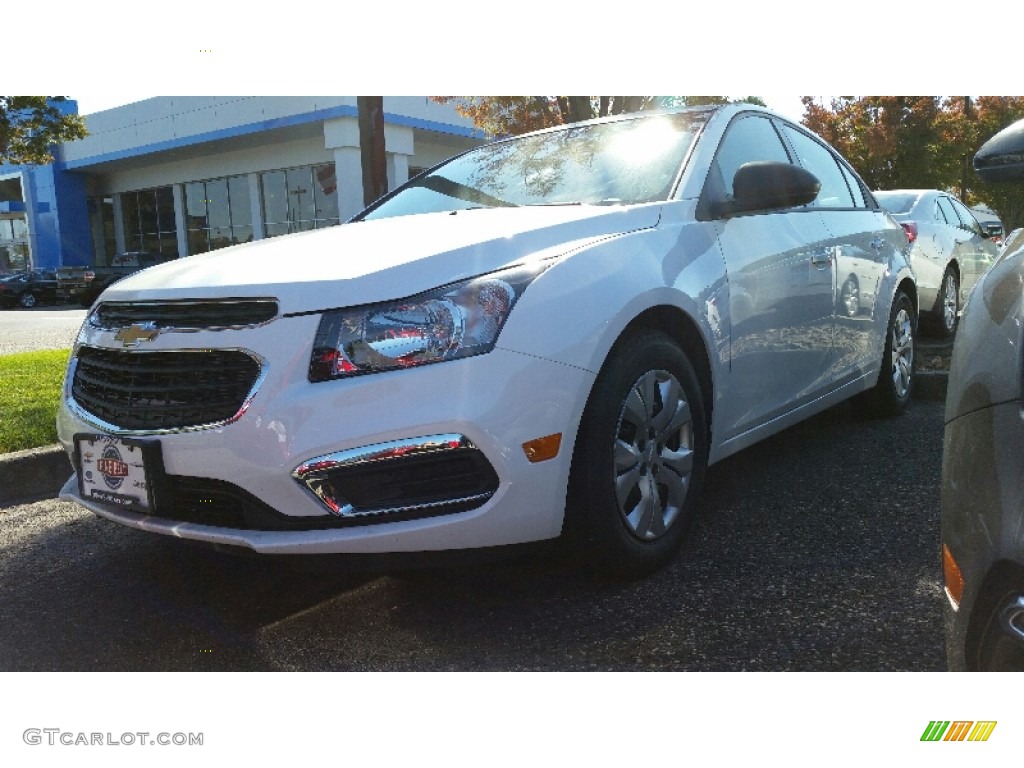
[416, 175, 517, 208]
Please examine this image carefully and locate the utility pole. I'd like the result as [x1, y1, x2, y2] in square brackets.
[357, 97, 388, 207]
[961, 96, 972, 201]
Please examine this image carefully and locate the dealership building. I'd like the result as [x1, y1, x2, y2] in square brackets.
[0, 97, 483, 273]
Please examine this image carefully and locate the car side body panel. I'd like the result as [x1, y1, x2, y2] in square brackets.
[942, 244, 1024, 669]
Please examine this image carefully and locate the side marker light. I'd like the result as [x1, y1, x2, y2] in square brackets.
[943, 543, 964, 608]
[523, 434, 562, 463]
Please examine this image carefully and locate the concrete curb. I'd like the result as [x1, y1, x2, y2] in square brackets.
[913, 371, 948, 402]
[0, 444, 73, 506]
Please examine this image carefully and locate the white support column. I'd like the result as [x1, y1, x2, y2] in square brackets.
[387, 153, 409, 191]
[248, 173, 265, 240]
[323, 117, 365, 222]
[324, 117, 417, 219]
[333, 147, 364, 221]
[172, 184, 188, 259]
[385, 125, 414, 191]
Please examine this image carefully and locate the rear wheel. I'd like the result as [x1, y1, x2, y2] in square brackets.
[566, 332, 708, 576]
[937, 267, 959, 338]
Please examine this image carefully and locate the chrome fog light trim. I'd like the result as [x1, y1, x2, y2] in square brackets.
[293, 434, 497, 518]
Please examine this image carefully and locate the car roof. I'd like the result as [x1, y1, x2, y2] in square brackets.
[484, 102, 776, 143]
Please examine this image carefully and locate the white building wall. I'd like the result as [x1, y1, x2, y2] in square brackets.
[58, 97, 484, 257]
[62, 96, 477, 165]
[93, 137, 334, 194]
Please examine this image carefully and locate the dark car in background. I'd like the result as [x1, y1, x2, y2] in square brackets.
[56, 252, 175, 308]
[942, 117, 1024, 670]
[874, 189, 999, 337]
[0, 269, 59, 308]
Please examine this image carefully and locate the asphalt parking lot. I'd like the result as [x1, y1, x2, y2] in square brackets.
[0, 397, 947, 671]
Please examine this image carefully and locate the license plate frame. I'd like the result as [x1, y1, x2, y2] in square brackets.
[75, 433, 164, 513]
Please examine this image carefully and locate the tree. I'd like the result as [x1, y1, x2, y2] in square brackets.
[801, 96, 1024, 230]
[431, 96, 762, 137]
[0, 97, 88, 166]
[357, 96, 388, 206]
[944, 96, 1024, 231]
[801, 96, 945, 190]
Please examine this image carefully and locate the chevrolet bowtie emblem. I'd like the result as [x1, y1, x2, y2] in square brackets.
[114, 323, 160, 347]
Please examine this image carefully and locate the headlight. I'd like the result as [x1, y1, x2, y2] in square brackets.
[309, 263, 549, 382]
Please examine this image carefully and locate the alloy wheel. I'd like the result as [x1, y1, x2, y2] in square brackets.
[942, 274, 958, 332]
[612, 370, 694, 541]
[841, 278, 860, 317]
[890, 307, 914, 399]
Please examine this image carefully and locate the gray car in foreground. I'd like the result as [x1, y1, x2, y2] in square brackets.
[942, 118, 1024, 670]
[875, 189, 999, 337]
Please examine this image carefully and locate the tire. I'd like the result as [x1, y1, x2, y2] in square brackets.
[937, 267, 959, 338]
[565, 331, 708, 576]
[863, 290, 915, 416]
[18, 292, 37, 308]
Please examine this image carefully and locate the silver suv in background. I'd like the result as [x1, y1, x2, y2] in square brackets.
[874, 189, 999, 337]
[942, 117, 1024, 670]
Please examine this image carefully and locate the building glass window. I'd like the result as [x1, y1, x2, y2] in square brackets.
[261, 163, 340, 238]
[87, 196, 117, 266]
[184, 174, 254, 255]
[0, 218, 30, 272]
[121, 187, 179, 257]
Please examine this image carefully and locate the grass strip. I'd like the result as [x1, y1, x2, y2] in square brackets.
[0, 349, 71, 454]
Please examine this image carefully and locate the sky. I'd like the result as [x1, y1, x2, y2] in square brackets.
[22, 5, 1001, 126]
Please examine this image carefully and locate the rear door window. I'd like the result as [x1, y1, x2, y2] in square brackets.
[780, 125, 855, 209]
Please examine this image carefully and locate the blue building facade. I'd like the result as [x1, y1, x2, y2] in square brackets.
[0, 97, 481, 273]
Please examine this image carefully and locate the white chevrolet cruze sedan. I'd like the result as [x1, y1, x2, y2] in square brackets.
[57, 104, 916, 574]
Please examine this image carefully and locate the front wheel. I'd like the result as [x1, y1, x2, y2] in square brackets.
[565, 332, 708, 576]
[18, 292, 37, 308]
[862, 290, 915, 416]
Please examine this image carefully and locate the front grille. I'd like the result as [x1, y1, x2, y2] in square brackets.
[92, 299, 278, 330]
[72, 347, 262, 431]
[148, 475, 463, 531]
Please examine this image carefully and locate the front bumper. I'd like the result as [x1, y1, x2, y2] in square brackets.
[57, 314, 596, 554]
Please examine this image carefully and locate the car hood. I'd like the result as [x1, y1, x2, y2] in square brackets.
[102, 204, 662, 314]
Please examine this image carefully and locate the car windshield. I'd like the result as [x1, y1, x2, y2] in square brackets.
[874, 192, 920, 215]
[359, 111, 708, 221]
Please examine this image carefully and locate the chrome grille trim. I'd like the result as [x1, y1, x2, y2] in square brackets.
[293, 434, 496, 518]
[90, 299, 279, 332]
[67, 347, 267, 436]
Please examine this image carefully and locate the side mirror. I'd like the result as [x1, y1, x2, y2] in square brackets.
[974, 119, 1024, 182]
[729, 162, 821, 215]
